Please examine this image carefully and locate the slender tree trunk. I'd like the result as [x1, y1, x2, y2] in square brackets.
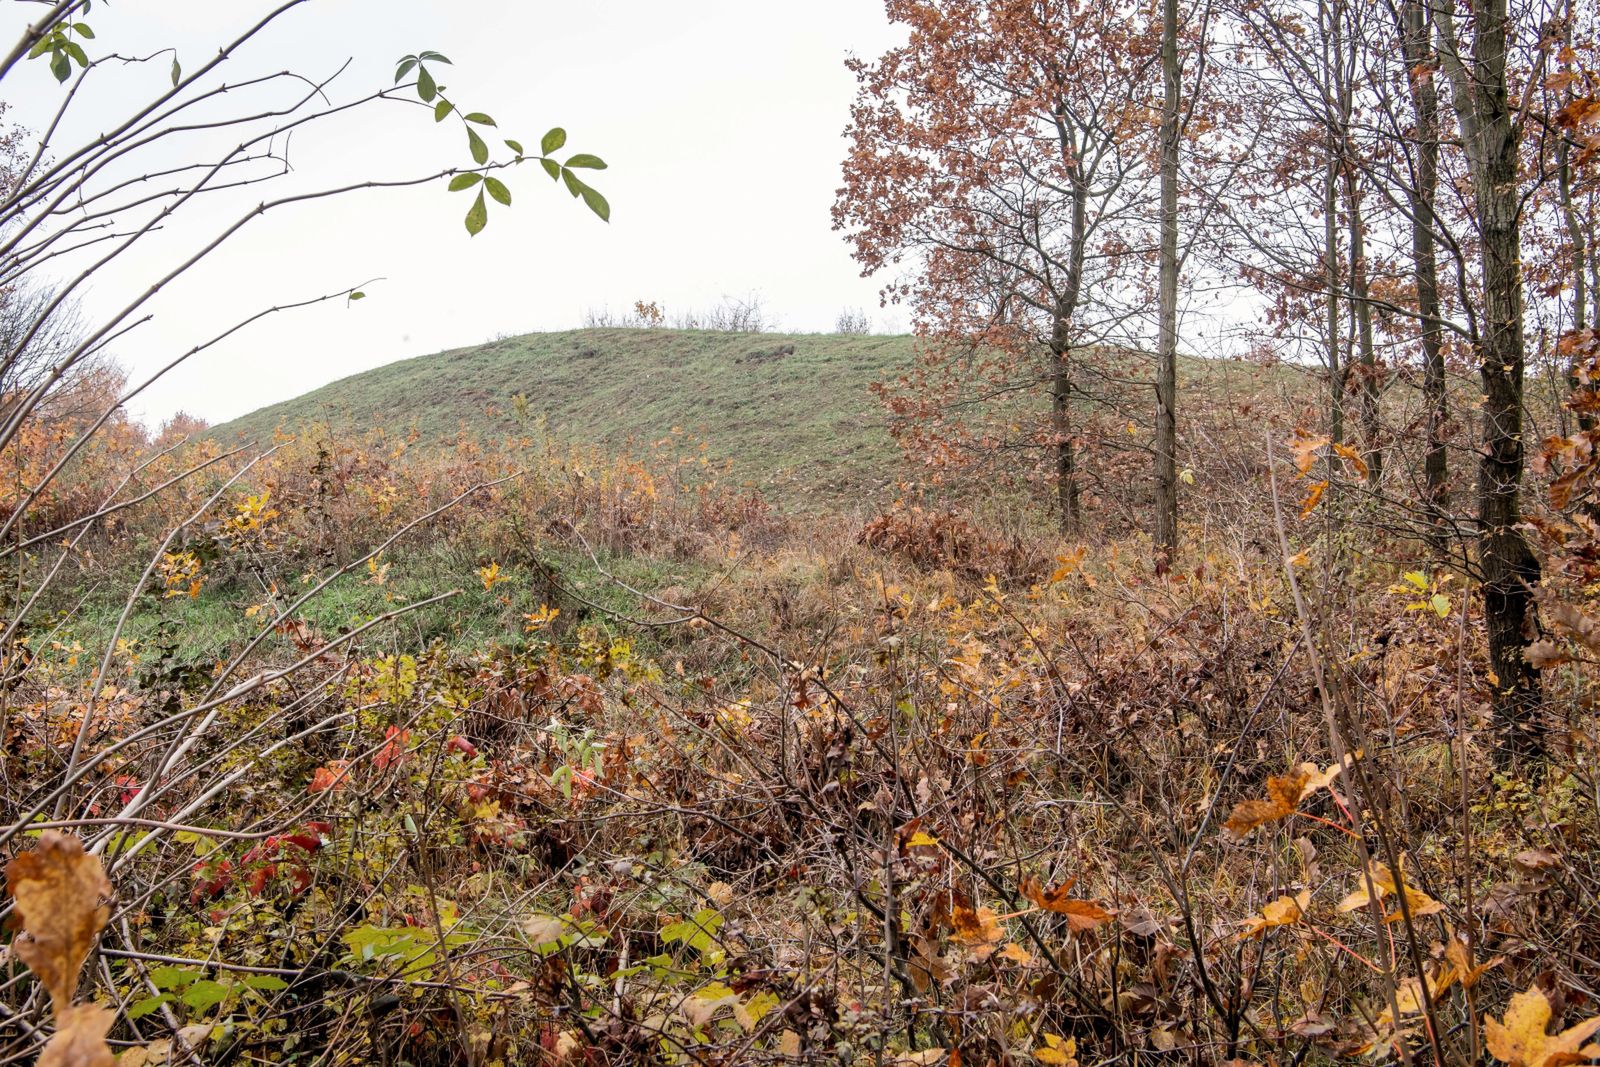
[1401, 0, 1449, 539]
[1324, 144, 1345, 445]
[1154, 0, 1180, 566]
[1051, 309, 1079, 535]
[1049, 105, 1090, 537]
[1438, 0, 1543, 759]
[1557, 96, 1595, 442]
[1345, 166, 1381, 484]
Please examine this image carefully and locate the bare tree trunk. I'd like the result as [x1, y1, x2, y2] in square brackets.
[1556, 16, 1594, 441]
[1324, 144, 1345, 445]
[1052, 309, 1080, 535]
[1345, 166, 1381, 484]
[1153, 0, 1180, 566]
[1049, 106, 1091, 537]
[1401, 0, 1449, 539]
[1438, 0, 1543, 759]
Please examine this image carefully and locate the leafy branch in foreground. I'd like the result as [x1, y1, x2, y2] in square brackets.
[396, 49, 610, 232]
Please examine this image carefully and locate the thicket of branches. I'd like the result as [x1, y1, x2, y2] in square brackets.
[0, 3, 1599, 1067]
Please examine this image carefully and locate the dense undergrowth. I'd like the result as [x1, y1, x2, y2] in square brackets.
[3, 405, 1600, 1067]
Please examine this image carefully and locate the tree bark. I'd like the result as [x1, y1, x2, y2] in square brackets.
[1400, 0, 1449, 537]
[1344, 165, 1382, 484]
[1154, 0, 1181, 566]
[1324, 143, 1345, 445]
[1437, 0, 1543, 758]
[1051, 309, 1080, 535]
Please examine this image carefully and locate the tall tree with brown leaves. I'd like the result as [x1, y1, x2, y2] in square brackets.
[835, 0, 1159, 533]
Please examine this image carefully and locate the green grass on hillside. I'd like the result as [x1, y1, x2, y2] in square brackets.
[215, 329, 918, 509]
[216, 327, 1392, 515]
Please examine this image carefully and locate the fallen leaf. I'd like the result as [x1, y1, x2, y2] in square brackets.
[1485, 986, 1600, 1067]
[1035, 1033, 1078, 1066]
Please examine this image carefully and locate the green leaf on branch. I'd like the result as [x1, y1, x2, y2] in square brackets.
[448, 173, 483, 191]
[434, 99, 453, 122]
[464, 112, 496, 126]
[416, 65, 437, 102]
[64, 40, 88, 67]
[561, 170, 610, 221]
[394, 57, 417, 83]
[127, 994, 173, 1021]
[541, 127, 567, 154]
[418, 51, 452, 64]
[180, 980, 232, 1012]
[467, 127, 489, 165]
[485, 176, 511, 206]
[51, 51, 71, 83]
[564, 153, 607, 170]
[170, 55, 181, 86]
[539, 158, 561, 180]
[465, 189, 488, 236]
[72, 23, 95, 38]
[505, 139, 525, 155]
[579, 184, 610, 222]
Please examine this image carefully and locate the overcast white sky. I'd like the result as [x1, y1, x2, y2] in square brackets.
[7, 1, 905, 425]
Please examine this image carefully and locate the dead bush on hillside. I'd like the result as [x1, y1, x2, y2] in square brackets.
[858, 503, 1047, 582]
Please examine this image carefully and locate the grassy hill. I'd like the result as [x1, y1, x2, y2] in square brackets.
[215, 327, 1356, 514]
[214, 328, 917, 507]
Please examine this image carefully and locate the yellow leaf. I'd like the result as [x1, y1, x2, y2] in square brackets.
[1485, 986, 1600, 1067]
[906, 830, 940, 848]
[1236, 889, 1310, 939]
[522, 914, 567, 946]
[1035, 1033, 1079, 1067]
[1336, 856, 1444, 923]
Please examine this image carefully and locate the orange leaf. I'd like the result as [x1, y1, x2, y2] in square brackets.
[950, 905, 1004, 958]
[1332, 442, 1370, 480]
[1299, 480, 1328, 519]
[1020, 877, 1113, 933]
[5, 832, 111, 1013]
[307, 760, 350, 794]
[1224, 770, 1310, 837]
